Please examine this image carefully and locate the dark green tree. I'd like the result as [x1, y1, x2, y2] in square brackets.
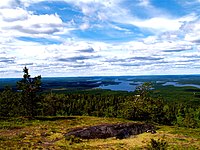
[135, 82, 152, 98]
[119, 82, 165, 123]
[17, 66, 41, 116]
[0, 86, 21, 117]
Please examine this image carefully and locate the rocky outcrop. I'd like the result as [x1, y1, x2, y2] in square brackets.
[65, 122, 156, 139]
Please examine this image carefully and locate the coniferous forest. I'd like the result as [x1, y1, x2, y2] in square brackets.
[0, 67, 200, 128]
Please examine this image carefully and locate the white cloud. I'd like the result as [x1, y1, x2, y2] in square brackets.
[0, 0, 19, 8]
[0, 7, 29, 22]
[1, 0, 200, 77]
[18, 14, 64, 34]
[18, 0, 122, 8]
[63, 0, 198, 35]
[183, 19, 200, 42]
[80, 22, 90, 30]
[0, 38, 198, 77]
[0, 8, 64, 36]
[131, 17, 181, 31]
[138, 0, 150, 6]
[132, 13, 197, 32]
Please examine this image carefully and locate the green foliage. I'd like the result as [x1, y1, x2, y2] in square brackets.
[0, 67, 42, 117]
[119, 83, 166, 123]
[136, 82, 152, 98]
[17, 67, 41, 93]
[174, 105, 200, 128]
[153, 84, 200, 105]
[65, 135, 82, 145]
[162, 104, 176, 125]
[16, 67, 41, 116]
[0, 87, 22, 117]
[0, 78, 200, 128]
[147, 138, 168, 150]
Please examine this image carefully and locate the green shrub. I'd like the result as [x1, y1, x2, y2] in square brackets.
[65, 135, 82, 145]
[147, 138, 168, 150]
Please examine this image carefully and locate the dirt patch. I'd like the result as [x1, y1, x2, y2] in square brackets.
[0, 128, 22, 137]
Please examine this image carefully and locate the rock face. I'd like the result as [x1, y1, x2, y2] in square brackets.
[65, 122, 156, 139]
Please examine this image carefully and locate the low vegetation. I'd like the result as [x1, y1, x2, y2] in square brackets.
[0, 116, 199, 149]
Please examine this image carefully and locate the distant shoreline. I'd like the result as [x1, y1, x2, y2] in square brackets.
[1, 75, 200, 92]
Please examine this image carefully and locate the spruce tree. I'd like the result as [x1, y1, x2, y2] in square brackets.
[17, 67, 41, 116]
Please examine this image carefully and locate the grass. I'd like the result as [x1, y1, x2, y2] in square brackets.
[0, 116, 200, 149]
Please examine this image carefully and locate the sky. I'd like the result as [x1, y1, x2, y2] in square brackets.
[1, 0, 200, 77]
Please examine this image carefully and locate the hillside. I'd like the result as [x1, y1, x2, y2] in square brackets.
[0, 116, 199, 149]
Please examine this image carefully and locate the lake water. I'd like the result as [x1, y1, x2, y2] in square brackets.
[162, 82, 200, 88]
[1, 75, 200, 91]
[99, 79, 142, 92]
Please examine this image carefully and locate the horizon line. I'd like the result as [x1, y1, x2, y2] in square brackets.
[1, 74, 200, 79]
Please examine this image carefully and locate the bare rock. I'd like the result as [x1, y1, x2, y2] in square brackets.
[65, 122, 156, 139]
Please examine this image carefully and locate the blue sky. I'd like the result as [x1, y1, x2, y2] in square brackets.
[1, 0, 200, 77]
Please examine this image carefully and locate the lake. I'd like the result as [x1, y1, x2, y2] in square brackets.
[1, 75, 200, 91]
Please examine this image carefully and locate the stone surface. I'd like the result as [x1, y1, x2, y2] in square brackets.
[65, 122, 156, 139]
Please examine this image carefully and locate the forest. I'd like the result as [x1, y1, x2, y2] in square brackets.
[0, 67, 200, 129]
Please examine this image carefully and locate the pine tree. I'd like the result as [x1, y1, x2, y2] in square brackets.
[17, 67, 41, 116]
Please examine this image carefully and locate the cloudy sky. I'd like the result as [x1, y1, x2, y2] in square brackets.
[1, 0, 200, 77]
